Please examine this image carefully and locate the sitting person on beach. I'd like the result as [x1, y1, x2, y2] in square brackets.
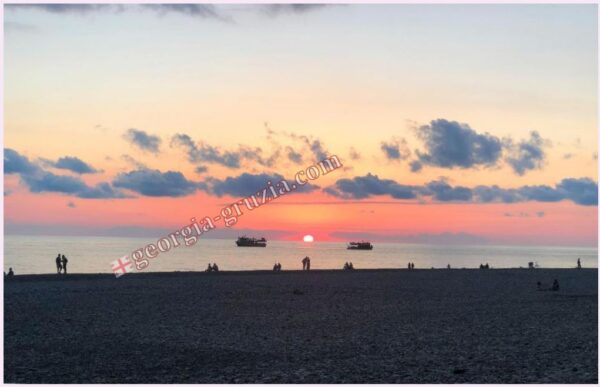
[551, 279, 559, 291]
[212, 263, 219, 272]
[56, 254, 62, 274]
[7, 268, 14, 277]
[277, 263, 282, 271]
[343, 262, 349, 270]
[206, 263, 213, 272]
[348, 262, 354, 270]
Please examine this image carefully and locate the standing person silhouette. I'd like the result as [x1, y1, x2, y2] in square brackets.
[577, 258, 582, 269]
[55, 254, 62, 274]
[302, 256, 308, 270]
[61, 255, 68, 275]
[306, 257, 311, 270]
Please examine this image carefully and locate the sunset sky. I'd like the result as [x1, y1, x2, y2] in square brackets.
[4, 4, 598, 246]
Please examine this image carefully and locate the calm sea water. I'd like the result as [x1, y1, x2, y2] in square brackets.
[3, 235, 598, 274]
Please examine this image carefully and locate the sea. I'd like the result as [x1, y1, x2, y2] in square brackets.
[3, 235, 598, 274]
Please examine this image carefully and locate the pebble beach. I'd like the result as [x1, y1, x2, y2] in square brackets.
[4, 268, 598, 383]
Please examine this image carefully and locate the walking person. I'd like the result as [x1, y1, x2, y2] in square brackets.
[61, 254, 68, 275]
[577, 258, 582, 269]
[55, 254, 62, 274]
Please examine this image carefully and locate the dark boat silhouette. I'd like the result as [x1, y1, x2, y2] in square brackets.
[236, 236, 267, 247]
[347, 241, 373, 250]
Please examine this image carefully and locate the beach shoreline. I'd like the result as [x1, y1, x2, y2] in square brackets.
[4, 268, 598, 383]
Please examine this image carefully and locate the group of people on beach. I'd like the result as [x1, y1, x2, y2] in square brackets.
[479, 263, 490, 269]
[537, 279, 560, 291]
[272, 262, 282, 271]
[206, 263, 219, 272]
[407, 262, 415, 270]
[55, 254, 69, 274]
[343, 262, 354, 270]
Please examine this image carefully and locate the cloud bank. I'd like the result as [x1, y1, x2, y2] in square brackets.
[325, 173, 597, 206]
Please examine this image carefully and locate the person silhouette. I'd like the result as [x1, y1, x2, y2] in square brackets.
[7, 268, 14, 277]
[213, 263, 219, 272]
[349, 262, 354, 270]
[306, 257, 311, 271]
[302, 256, 308, 270]
[577, 258, 582, 269]
[55, 254, 62, 274]
[61, 255, 68, 274]
[276, 263, 282, 271]
[206, 263, 213, 272]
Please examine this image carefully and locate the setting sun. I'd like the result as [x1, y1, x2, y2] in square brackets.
[303, 235, 314, 243]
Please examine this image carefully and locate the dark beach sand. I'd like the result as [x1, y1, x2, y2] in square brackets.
[4, 269, 598, 383]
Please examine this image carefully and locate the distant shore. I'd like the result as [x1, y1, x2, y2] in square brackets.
[5, 268, 597, 383]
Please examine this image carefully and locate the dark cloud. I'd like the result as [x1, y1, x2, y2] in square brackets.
[262, 4, 328, 16]
[22, 170, 125, 198]
[423, 180, 472, 202]
[171, 133, 241, 168]
[473, 185, 519, 203]
[557, 178, 598, 206]
[381, 138, 409, 161]
[415, 119, 503, 169]
[4, 148, 40, 175]
[286, 146, 303, 164]
[505, 131, 548, 175]
[194, 165, 208, 174]
[140, 4, 224, 19]
[204, 173, 318, 197]
[7, 4, 227, 20]
[5, 149, 125, 199]
[6, 4, 117, 14]
[47, 156, 98, 174]
[324, 173, 417, 200]
[409, 160, 423, 173]
[324, 173, 597, 206]
[113, 169, 202, 197]
[171, 133, 279, 169]
[124, 128, 162, 154]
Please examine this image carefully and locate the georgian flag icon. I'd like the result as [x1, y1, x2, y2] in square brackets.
[111, 256, 134, 278]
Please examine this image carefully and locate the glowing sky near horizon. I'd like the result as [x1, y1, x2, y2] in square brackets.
[3, 4, 598, 246]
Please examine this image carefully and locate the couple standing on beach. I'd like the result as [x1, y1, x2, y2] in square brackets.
[55, 254, 69, 274]
[302, 256, 311, 270]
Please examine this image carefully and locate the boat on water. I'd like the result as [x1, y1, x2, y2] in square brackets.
[347, 241, 374, 250]
[236, 236, 267, 247]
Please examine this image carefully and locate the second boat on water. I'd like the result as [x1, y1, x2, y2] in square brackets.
[347, 241, 374, 250]
[236, 236, 267, 247]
